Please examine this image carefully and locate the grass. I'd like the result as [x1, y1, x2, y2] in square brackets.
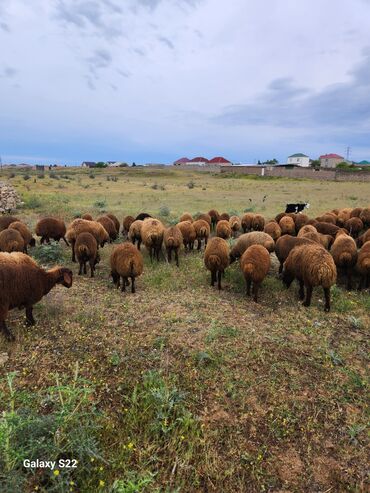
[0, 166, 369, 492]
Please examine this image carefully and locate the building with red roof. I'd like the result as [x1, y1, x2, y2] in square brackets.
[320, 153, 345, 168]
[173, 157, 190, 165]
[190, 157, 209, 164]
[209, 156, 232, 165]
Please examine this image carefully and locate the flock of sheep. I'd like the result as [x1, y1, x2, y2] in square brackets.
[0, 205, 369, 341]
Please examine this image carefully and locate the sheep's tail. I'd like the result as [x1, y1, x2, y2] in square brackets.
[340, 252, 352, 266]
[9, 241, 19, 252]
[315, 263, 336, 287]
[362, 258, 370, 271]
[77, 244, 89, 260]
[209, 254, 221, 269]
[244, 263, 254, 278]
[200, 226, 207, 238]
[167, 237, 175, 248]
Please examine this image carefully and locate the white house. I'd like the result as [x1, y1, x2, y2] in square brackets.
[287, 153, 310, 167]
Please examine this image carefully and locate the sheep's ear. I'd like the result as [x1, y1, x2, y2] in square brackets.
[62, 270, 73, 287]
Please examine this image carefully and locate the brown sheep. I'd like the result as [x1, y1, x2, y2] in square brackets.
[319, 234, 334, 250]
[357, 229, 370, 247]
[336, 208, 352, 226]
[240, 245, 270, 302]
[331, 231, 358, 289]
[81, 213, 93, 220]
[251, 214, 265, 231]
[230, 232, 274, 263]
[282, 243, 337, 311]
[294, 213, 309, 231]
[279, 216, 296, 236]
[193, 219, 210, 251]
[219, 212, 230, 221]
[344, 217, 363, 238]
[141, 218, 165, 261]
[241, 212, 255, 233]
[75, 232, 99, 277]
[350, 207, 363, 218]
[359, 207, 370, 228]
[8, 221, 36, 253]
[164, 226, 183, 266]
[316, 213, 337, 224]
[97, 216, 117, 242]
[216, 219, 232, 239]
[0, 215, 19, 232]
[275, 212, 286, 223]
[110, 242, 143, 293]
[197, 213, 212, 226]
[122, 215, 135, 236]
[275, 235, 315, 274]
[314, 222, 340, 237]
[66, 219, 109, 262]
[207, 209, 220, 230]
[356, 240, 370, 290]
[297, 224, 317, 237]
[177, 220, 196, 251]
[179, 212, 193, 223]
[204, 237, 229, 290]
[0, 229, 25, 253]
[306, 219, 318, 227]
[299, 230, 322, 245]
[128, 220, 143, 250]
[229, 216, 241, 237]
[35, 217, 68, 245]
[0, 252, 72, 340]
[264, 221, 281, 241]
[106, 213, 120, 234]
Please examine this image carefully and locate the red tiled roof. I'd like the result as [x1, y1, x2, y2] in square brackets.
[174, 157, 190, 164]
[209, 156, 231, 164]
[190, 157, 209, 162]
[320, 153, 344, 159]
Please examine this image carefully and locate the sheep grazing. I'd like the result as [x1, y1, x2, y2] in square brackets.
[193, 219, 211, 251]
[297, 224, 317, 237]
[294, 213, 309, 231]
[219, 212, 230, 222]
[0, 229, 25, 253]
[229, 232, 274, 263]
[252, 214, 265, 231]
[163, 226, 183, 266]
[331, 231, 358, 289]
[0, 252, 72, 340]
[110, 242, 143, 293]
[356, 241, 370, 290]
[229, 215, 241, 237]
[359, 207, 370, 228]
[207, 209, 220, 230]
[177, 220, 196, 251]
[316, 213, 337, 224]
[0, 215, 18, 232]
[97, 216, 117, 242]
[75, 232, 99, 277]
[135, 212, 152, 221]
[314, 222, 340, 237]
[264, 220, 281, 241]
[275, 235, 315, 274]
[344, 217, 363, 238]
[66, 219, 109, 262]
[282, 243, 337, 312]
[319, 234, 334, 250]
[197, 213, 212, 226]
[141, 218, 165, 261]
[8, 221, 36, 253]
[336, 208, 352, 226]
[216, 219, 232, 239]
[179, 212, 193, 223]
[279, 216, 296, 236]
[357, 229, 370, 247]
[241, 213, 255, 233]
[106, 213, 120, 235]
[350, 207, 363, 218]
[298, 230, 322, 245]
[81, 213, 93, 220]
[35, 217, 68, 245]
[240, 245, 270, 302]
[204, 237, 229, 290]
[122, 215, 135, 236]
[306, 218, 318, 227]
[128, 220, 143, 250]
[275, 212, 286, 223]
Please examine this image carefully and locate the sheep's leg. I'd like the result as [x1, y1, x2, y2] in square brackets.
[346, 267, 352, 290]
[71, 240, 76, 262]
[157, 246, 161, 261]
[90, 261, 95, 278]
[303, 285, 313, 307]
[25, 306, 35, 326]
[324, 287, 331, 312]
[0, 318, 15, 341]
[252, 282, 259, 302]
[278, 262, 283, 274]
[357, 275, 363, 291]
[366, 273, 369, 288]
[62, 236, 69, 246]
[298, 280, 305, 300]
[211, 270, 216, 286]
[217, 270, 222, 290]
[205, 236, 208, 247]
[131, 276, 135, 293]
[83, 262, 87, 275]
[197, 239, 201, 251]
[137, 239, 142, 250]
[246, 279, 251, 296]
[121, 277, 127, 292]
[175, 249, 179, 267]
[78, 262, 83, 275]
[167, 248, 172, 263]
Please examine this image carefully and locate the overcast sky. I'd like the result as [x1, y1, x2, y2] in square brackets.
[1, 0, 370, 164]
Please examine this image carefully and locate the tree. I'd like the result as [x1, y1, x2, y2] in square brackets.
[96, 162, 107, 168]
[262, 158, 278, 165]
[310, 159, 320, 168]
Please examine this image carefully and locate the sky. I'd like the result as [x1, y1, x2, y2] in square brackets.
[1, 0, 370, 165]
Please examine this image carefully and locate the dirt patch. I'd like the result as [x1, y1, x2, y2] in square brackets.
[277, 447, 304, 485]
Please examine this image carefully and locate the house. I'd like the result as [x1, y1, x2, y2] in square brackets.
[320, 154, 344, 168]
[81, 161, 97, 168]
[357, 160, 370, 166]
[209, 156, 233, 165]
[107, 161, 128, 167]
[287, 153, 310, 167]
[173, 157, 190, 165]
[189, 157, 209, 165]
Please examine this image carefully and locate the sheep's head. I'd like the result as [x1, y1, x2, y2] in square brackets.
[281, 266, 294, 288]
[57, 268, 73, 288]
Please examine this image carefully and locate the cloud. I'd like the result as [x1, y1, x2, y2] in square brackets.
[0, 66, 17, 78]
[157, 35, 174, 49]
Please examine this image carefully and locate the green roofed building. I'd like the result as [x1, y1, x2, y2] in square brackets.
[287, 153, 310, 167]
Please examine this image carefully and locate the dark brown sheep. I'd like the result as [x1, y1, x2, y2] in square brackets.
[306, 219, 318, 227]
[110, 242, 143, 293]
[319, 234, 334, 250]
[279, 216, 296, 236]
[282, 243, 337, 311]
[251, 214, 265, 231]
[314, 222, 340, 237]
[294, 213, 309, 231]
[264, 221, 281, 241]
[356, 240, 370, 290]
[8, 221, 36, 253]
[357, 229, 370, 247]
[336, 208, 352, 226]
[135, 212, 152, 221]
[359, 207, 370, 227]
[0, 252, 72, 340]
[97, 216, 117, 242]
[316, 213, 337, 224]
[204, 237, 229, 290]
[81, 213, 93, 220]
[106, 213, 120, 234]
[35, 217, 68, 245]
[331, 231, 358, 289]
[275, 235, 315, 274]
[219, 212, 230, 221]
[350, 207, 363, 218]
[0, 215, 18, 232]
[141, 218, 165, 261]
[216, 219, 232, 239]
[230, 232, 274, 263]
[177, 221, 196, 251]
[241, 213, 255, 233]
[193, 219, 211, 250]
[179, 212, 193, 223]
[164, 226, 183, 266]
[207, 209, 220, 230]
[229, 216, 241, 237]
[344, 217, 363, 238]
[128, 220, 143, 250]
[122, 215, 135, 236]
[197, 213, 212, 226]
[75, 232, 99, 277]
[297, 224, 317, 237]
[0, 229, 25, 253]
[66, 219, 109, 262]
[275, 212, 286, 223]
[240, 245, 270, 302]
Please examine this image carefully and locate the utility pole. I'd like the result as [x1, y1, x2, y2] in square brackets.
[345, 146, 351, 162]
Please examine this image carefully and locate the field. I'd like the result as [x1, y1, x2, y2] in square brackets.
[0, 167, 369, 493]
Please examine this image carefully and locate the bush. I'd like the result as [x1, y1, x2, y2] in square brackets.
[23, 195, 43, 209]
[187, 181, 195, 189]
[159, 205, 170, 217]
[49, 173, 59, 180]
[32, 242, 64, 265]
[93, 199, 107, 211]
[89, 173, 95, 179]
[23, 174, 31, 181]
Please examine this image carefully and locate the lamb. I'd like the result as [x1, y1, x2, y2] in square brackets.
[275, 235, 315, 274]
[193, 219, 211, 250]
[135, 212, 152, 221]
[179, 212, 193, 223]
[177, 220, 196, 250]
[0, 229, 25, 253]
[251, 214, 265, 231]
[229, 215, 241, 237]
[330, 231, 358, 289]
[0, 252, 72, 340]
[197, 213, 212, 226]
[128, 220, 143, 250]
[279, 216, 296, 236]
[163, 226, 183, 266]
[264, 221, 281, 241]
[141, 218, 165, 261]
[0, 215, 19, 232]
[204, 237, 229, 290]
[106, 213, 120, 235]
[207, 209, 220, 230]
[314, 222, 340, 237]
[75, 232, 99, 277]
[356, 240, 370, 290]
[97, 216, 117, 242]
[8, 221, 36, 253]
[344, 217, 363, 238]
[282, 243, 337, 311]
[66, 219, 109, 262]
[357, 229, 370, 247]
[81, 213, 93, 220]
[229, 232, 274, 263]
[35, 217, 68, 245]
[110, 242, 143, 293]
[241, 213, 255, 233]
[219, 212, 230, 221]
[294, 213, 309, 231]
[122, 215, 135, 236]
[216, 219, 232, 239]
[240, 245, 270, 302]
[359, 207, 370, 228]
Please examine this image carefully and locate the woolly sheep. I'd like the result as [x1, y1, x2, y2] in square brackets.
[197, 213, 212, 225]
[279, 216, 296, 236]
[230, 232, 274, 263]
[241, 213, 254, 233]
[344, 217, 363, 238]
[357, 229, 370, 247]
[219, 212, 230, 222]
[264, 221, 281, 241]
[141, 218, 165, 261]
[294, 213, 309, 231]
[8, 221, 36, 253]
[207, 209, 220, 230]
[97, 216, 117, 242]
[356, 240, 370, 290]
[75, 232, 99, 277]
[0, 215, 19, 232]
[66, 219, 109, 262]
[164, 226, 183, 266]
[204, 237, 229, 290]
[179, 212, 193, 223]
[216, 219, 232, 239]
[0, 229, 25, 253]
[122, 215, 135, 236]
[177, 220, 196, 251]
[275, 235, 315, 274]
[193, 219, 211, 251]
[35, 217, 68, 245]
[331, 231, 358, 289]
[251, 214, 265, 231]
[110, 242, 143, 293]
[229, 216, 241, 237]
[314, 222, 340, 237]
[128, 220, 143, 250]
[359, 207, 370, 227]
[240, 245, 270, 302]
[81, 213, 93, 220]
[106, 213, 120, 234]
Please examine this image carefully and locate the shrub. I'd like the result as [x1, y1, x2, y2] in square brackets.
[23, 195, 42, 209]
[49, 173, 59, 180]
[23, 174, 31, 181]
[89, 173, 95, 179]
[32, 242, 64, 265]
[93, 199, 107, 211]
[159, 205, 170, 217]
[187, 181, 195, 189]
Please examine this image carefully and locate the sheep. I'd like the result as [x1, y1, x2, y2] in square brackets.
[216, 219, 232, 239]
[230, 232, 274, 263]
[241, 213, 255, 233]
[240, 245, 270, 302]
[219, 212, 230, 222]
[0, 215, 19, 232]
[336, 208, 352, 226]
[75, 232, 99, 277]
[207, 209, 220, 230]
[141, 218, 165, 261]
[275, 235, 315, 274]
[298, 230, 322, 245]
[106, 213, 120, 235]
[282, 243, 337, 311]
[179, 212, 193, 223]
[344, 217, 364, 238]
[97, 216, 117, 242]
[306, 219, 318, 227]
[314, 222, 340, 237]
[197, 213, 212, 226]
[0, 252, 72, 340]
[204, 237, 229, 290]
[110, 242, 143, 293]
[66, 219, 109, 262]
[135, 212, 152, 221]
[294, 213, 309, 231]
[357, 229, 370, 247]
[229, 215, 241, 237]
[251, 214, 265, 231]
[163, 226, 183, 266]
[35, 217, 68, 245]
[8, 221, 36, 253]
[122, 215, 135, 236]
[359, 207, 370, 228]
[193, 219, 211, 250]
[128, 220, 143, 250]
[81, 213, 93, 220]
[275, 212, 286, 223]
[0, 229, 25, 253]
[330, 231, 358, 289]
[319, 234, 334, 250]
[279, 216, 296, 236]
[316, 213, 337, 224]
[356, 240, 370, 290]
[264, 221, 281, 241]
[177, 220, 196, 251]
[297, 224, 317, 237]
[350, 207, 363, 218]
